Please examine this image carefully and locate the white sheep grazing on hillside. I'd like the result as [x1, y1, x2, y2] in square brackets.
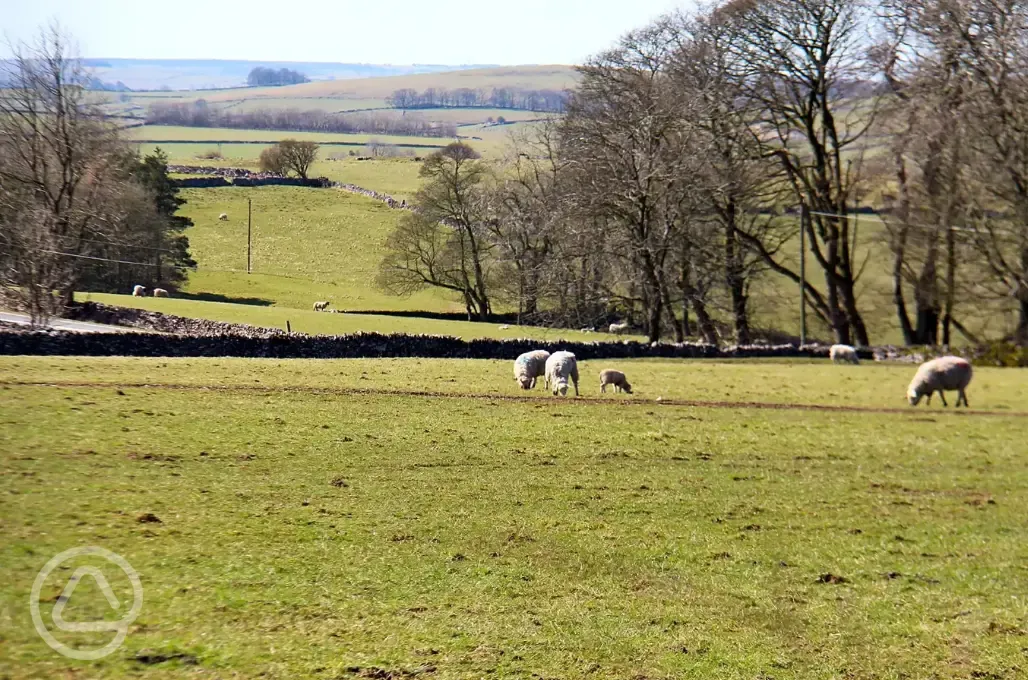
[609, 322, 629, 334]
[152, 288, 169, 298]
[545, 351, 579, 397]
[513, 350, 550, 390]
[313, 301, 330, 312]
[829, 344, 860, 365]
[218, 213, 228, 221]
[907, 356, 973, 407]
[599, 369, 632, 394]
[132, 285, 146, 297]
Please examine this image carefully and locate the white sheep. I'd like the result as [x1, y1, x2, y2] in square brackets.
[313, 301, 330, 312]
[152, 288, 169, 298]
[609, 322, 629, 335]
[829, 344, 860, 365]
[544, 350, 579, 397]
[513, 349, 550, 390]
[499, 324, 511, 330]
[219, 213, 228, 221]
[599, 369, 632, 394]
[132, 285, 146, 297]
[907, 356, 973, 407]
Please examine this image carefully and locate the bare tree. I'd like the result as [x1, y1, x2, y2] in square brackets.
[874, 0, 976, 345]
[0, 24, 124, 322]
[560, 18, 714, 342]
[718, 0, 879, 345]
[378, 143, 493, 320]
[671, 9, 790, 344]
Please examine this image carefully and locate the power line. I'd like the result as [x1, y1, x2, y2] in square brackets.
[809, 209, 1022, 237]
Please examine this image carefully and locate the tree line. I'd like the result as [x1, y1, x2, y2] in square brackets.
[380, 0, 1028, 346]
[1, 27, 196, 324]
[386, 87, 566, 112]
[146, 101, 458, 137]
[246, 66, 309, 87]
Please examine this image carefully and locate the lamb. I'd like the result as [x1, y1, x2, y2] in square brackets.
[599, 369, 632, 394]
[513, 350, 550, 390]
[218, 213, 228, 221]
[544, 351, 579, 397]
[829, 344, 860, 365]
[152, 288, 169, 298]
[313, 301, 330, 312]
[499, 325, 511, 330]
[132, 285, 146, 297]
[609, 322, 629, 335]
[907, 356, 973, 407]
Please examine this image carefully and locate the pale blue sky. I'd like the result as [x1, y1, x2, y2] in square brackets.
[3, 0, 689, 65]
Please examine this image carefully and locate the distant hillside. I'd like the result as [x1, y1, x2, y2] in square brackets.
[195, 66, 581, 102]
[80, 58, 499, 91]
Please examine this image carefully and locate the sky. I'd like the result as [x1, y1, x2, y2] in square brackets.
[2, 0, 689, 65]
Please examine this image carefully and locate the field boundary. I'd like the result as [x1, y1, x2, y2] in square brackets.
[3, 379, 1022, 417]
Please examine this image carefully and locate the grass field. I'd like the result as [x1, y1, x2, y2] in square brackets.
[76, 293, 632, 342]
[128, 126, 452, 147]
[136, 185, 449, 312]
[2, 356, 1026, 679]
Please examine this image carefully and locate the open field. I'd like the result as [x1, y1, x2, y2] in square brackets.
[2, 356, 1026, 679]
[192, 66, 579, 102]
[126, 185, 446, 312]
[127, 125, 452, 147]
[76, 293, 632, 342]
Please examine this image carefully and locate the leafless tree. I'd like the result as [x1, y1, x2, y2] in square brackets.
[717, 0, 879, 345]
[559, 18, 716, 342]
[378, 143, 494, 320]
[0, 24, 124, 323]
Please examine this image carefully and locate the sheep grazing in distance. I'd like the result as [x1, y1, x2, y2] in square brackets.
[545, 351, 579, 397]
[908, 356, 973, 407]
[513, 349, 550, 390]
[829, 344, 860, 365]
[599, 369, 632, 394]
[313, 301, 330, 312]
[152, 288, 169, 298]
[499, 324, 511, 330]
[609, 322, 629, 335]
[218, 213, 228, 221]
[132, 285, 146, 297]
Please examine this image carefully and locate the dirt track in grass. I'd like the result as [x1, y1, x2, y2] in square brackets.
[3, 380, 1023, 417]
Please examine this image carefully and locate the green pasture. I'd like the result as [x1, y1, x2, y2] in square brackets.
[1, 356, 1025, 679]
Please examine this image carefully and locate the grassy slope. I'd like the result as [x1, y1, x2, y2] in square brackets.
[76, 293, 632, 342]
[1, 356, 1026, 679]
[144, 185, 448, 312]
[195, 66, 580, 102]
[128, 126, 450, 146]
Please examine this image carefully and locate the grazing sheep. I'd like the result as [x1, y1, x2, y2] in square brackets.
[152, 288, 169, 298]
[132, 285, 146, 297]
[513, 350, 550, 390]
[313, 301, 330, 312]
[830, 344, 860, 365]
[499, 324, 511, 330]
[907, 356, 973, 407]
[609, 322, 629, 335]
[544, 351, 579, 397]
[218, 213, 228, 221]
[599, 369, 632, 394]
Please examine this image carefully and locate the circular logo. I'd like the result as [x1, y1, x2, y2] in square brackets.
[30, 546, 143, 660]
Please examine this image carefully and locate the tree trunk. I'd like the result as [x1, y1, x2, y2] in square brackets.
[692, 297, 719, 345]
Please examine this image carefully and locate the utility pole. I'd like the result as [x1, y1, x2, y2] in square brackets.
[247, 198, 252, 274]
[799, 204, 808, 346]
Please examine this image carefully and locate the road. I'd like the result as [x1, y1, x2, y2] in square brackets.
[0, 311, 144, 334]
